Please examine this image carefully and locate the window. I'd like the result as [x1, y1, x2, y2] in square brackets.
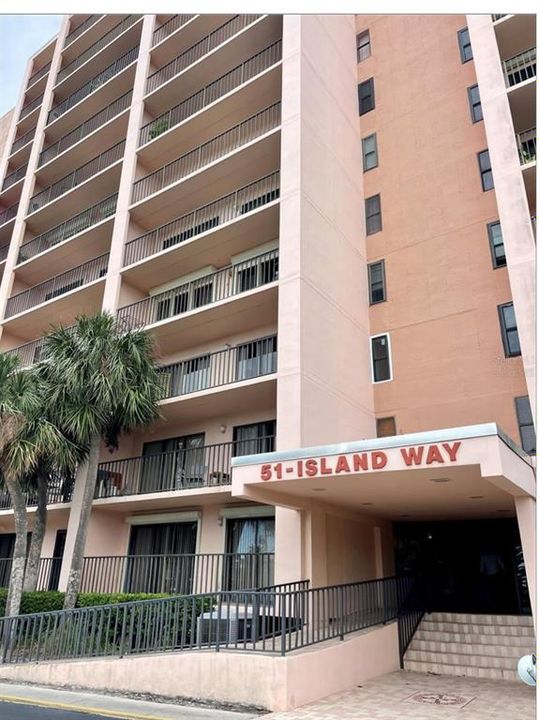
[365, 194, 382, 235]
[358, 78, 375, 115]
[362, 133, 378, 171]
[140, 433, 205, 493]
[467, 85, 483, 122]
[368, 260, 386, 304]
[515, 396, 536, 454]
[371, 333, 392, 382]
[224, 516, 275, 589]
[478, 150, 494, 191]
[356, 30, 371, 62]
[488, 222, 506, 268]
[498, 303, 521, 357]
[376, 417, 396, 438]
[458, 28, 473, 63]
[236, 336, 277, 380]
[233, 420, 276, 457]
[234, 254, 278, 293]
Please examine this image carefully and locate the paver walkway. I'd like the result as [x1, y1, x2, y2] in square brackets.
[270, 670, 536, 719]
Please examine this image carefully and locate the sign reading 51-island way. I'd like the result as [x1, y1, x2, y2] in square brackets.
[259, 442, 461, 481]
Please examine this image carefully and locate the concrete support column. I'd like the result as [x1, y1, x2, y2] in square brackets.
[304, 505, 328, 587]
[275, 507, 304, 584]
[514, 495, 536, 626]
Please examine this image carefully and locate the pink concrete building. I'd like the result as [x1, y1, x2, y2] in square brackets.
[0, 13, 535, 709]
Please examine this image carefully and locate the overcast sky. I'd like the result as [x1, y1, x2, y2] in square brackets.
[0, 15, 62, 116]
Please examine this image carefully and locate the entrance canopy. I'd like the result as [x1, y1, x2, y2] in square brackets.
[231, 424, 535, 520]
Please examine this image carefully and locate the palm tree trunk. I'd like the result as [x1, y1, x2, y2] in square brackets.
[23, 471, 48, 592]
[63, 435, 101, 610]
[4, 476, 28, 617]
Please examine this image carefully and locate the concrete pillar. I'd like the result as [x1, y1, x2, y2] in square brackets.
[514, 495, 536, 626]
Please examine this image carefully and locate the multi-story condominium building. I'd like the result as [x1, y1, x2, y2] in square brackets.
[0, 13, 535, 709]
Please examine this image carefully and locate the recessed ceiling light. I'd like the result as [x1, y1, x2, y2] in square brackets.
[360, 502, 373, 506]
[469, 495, 484, 500]
[311, 487, 327, 492]
[430, 477, 452, 483]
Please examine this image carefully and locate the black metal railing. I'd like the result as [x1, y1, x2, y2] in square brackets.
[152, 14, 195, 46]
[0, 557, 65, 592]
[139, 39, 282, 146]
[56, 15, 141, 85]
[27, 61, 51, 89]
[80, 552, 275, 595]
[5, 253, 109, 318]
[503, 47, 536, 87]
[158, 335, 277, 401]
[0, 244, 9, 263]
[19, 93, 43, 122]
[0, 475, 74, 513]
[397, 575, 427, 667]
[132, 103, 280, 203]
[4, 337, 46, 367]
[18, 194, 117, 263]
[39, 90, 132, 166]
[0, 202, 19, 227]
[95, 435, 275, 499]
[2, 163, 28, 191]
[147, 15, 261, 94]
[118, 249, 278, 329]
[48, 46, 139, 124]
[125, 171, 279, 266]
[29, 141, 125, 213]
[10, 127, 35, 156]
[516, 128, 536, 165]
[0, 575, 417, 664]
[65, 14, 103, 47]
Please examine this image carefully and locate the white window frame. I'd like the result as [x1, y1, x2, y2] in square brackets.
[370, 332, 393, 384]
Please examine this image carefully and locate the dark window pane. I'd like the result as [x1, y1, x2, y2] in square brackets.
[458, 27, 473, 62]
[478, 150, 494, 191]
[468, 85, 483, 122]
[357, 30, 371, 62]
[488, 222, 506, 267]
[371, 335, 391, 382]
[362, 133, 378, 171]
[365, 194, 382, 235]
[233, 420, 276, 457]
[499, 302, 521, 357]
[358, 78, 375, 115]
[368, 260, 386, 304]
[515, 396, 535, 454]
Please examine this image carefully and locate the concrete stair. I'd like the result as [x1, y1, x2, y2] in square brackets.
[404, 612, 535, 681]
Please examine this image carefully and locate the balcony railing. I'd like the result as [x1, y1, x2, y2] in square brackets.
[29, 141, 125, 214]
[48, 46, 139, 124]
[147, 14, 261, 94]
[0, 244, 9, 263]
[0, 201, 19, 227]
[492, 14, 507, 21]
[139, 39, 282, 146]
[19, 93, 43, 121]
[503, 47, 536, 87]
[0, 557, 65, 591]
[0, 474, 74, 512]
[80, 552, 275, 595]
[39, 90, 132, 166]
[65, 14, 103, 47]
[152, 14, 196, 46]
[5, 337, 46, 367]
[2, 163, 28, 191]
[132, 102, 280, 204]
[18, 194, 117, 263]
[11, 127, 35, 155]
[27, 61, 51, 89]
[5, 252, 109, 318]
[56, 15, 141, 85]
[96, 436, 275, 500]
[118, 249, 278, 330]
[158, 334, 277, 402]
[516, 128, 536, 165]
[124, 170, 280, 266]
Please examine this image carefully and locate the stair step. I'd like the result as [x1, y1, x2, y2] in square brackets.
[420, 620, 535, 637]
[404, 658, 519, 682]
[405, 648, 519, 671]
[409, 639, 525, 658]
[427, 612, 533, 627]
[414, 629, 534, 647]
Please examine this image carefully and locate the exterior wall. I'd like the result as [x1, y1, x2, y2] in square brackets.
[0, 110, 14, 161]
[359, 15, 530, 445]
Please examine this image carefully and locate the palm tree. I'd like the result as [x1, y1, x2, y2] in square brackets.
[41, 312, 162, 609]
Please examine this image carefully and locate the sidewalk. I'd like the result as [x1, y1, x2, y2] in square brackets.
[0, 682, 262, 720]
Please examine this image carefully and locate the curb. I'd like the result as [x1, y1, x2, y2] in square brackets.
[0, 693, 171, 719]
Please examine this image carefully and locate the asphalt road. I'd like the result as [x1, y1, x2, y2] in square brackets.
[0, 700, 126, 719]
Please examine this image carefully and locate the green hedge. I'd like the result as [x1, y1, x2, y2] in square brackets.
[0, 589, 169, 617]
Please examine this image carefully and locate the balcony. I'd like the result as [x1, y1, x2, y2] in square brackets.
[29, 140, 125, 216]
[5, 252, 109, 320]
[18, 194, 117, 267]
[79, 552, 275, 595]
[125, 171, 280, 273]
[139, 39, 282, 150]
[147, 14, 262, 97]
[0, 201, 18, 228]
[517, 128, 537, 165]
[0, 243, 9, 263]
[64, 14, 103, 48]
[26, 61, 51, 91]
[56, 15, 141, 87]
[2, 163, 28, 192]
[48, 46, 138, 127]
[10, 126, 36, 160]
[493, 14, 536, 61]
[19, 92, 43, 123]
[39, 90, 132, 168]
[152, 14, 196, 46]
[0, 474, 74, 512]
[4, 337, 46, 367]
[503, 47, 536, 87]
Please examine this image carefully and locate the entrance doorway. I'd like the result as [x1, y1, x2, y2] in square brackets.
[394, 518, 530, 615]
